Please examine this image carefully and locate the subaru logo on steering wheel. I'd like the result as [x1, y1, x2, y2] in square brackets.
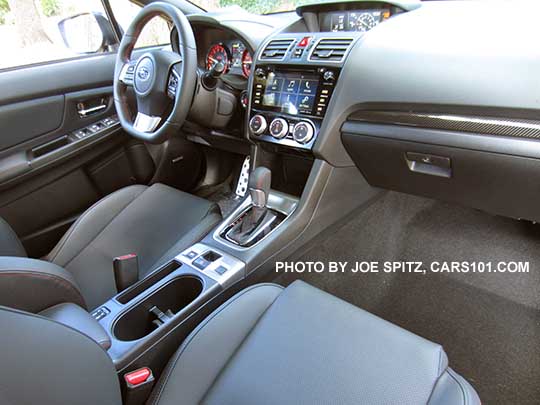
[137, 67, 150, 80]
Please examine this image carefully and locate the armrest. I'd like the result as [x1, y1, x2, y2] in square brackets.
[0, 257, 86, 312]
[39, 303, 111, 350]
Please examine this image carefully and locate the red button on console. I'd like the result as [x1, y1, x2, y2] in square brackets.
[125, 367, 151, 386]
[298, 37, 311, 47]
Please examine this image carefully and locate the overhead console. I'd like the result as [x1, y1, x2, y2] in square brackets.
[247, 32, 360, 151]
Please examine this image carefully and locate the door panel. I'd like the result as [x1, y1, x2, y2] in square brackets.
[0, 52, 155, 258]
[0, 95, 64, 150]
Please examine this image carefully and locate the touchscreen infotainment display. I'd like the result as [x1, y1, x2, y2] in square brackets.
[262, 71, 319, 115]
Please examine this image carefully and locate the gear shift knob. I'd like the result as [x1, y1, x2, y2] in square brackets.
[248, 166, 271, 208]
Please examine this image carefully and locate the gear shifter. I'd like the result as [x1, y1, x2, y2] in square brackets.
[249, 167, 271, 208]
[226, 166, 282, 247]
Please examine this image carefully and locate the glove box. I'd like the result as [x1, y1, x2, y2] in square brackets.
[342, 121, 540, 223]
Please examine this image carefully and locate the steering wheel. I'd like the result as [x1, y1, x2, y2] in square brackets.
[113, 2, 197, 144]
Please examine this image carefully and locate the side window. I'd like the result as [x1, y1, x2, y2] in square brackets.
[0, 0, 116, 71]
[109, 0, 170, 48]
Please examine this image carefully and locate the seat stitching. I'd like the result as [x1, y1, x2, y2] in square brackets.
[437, 347, 445, 376]
[149, 283, 283, 405]
[59, 187, 147, 268]
[447, 368, 469, 405]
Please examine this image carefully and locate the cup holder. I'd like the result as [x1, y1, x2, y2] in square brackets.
[113, 276, 203, 341]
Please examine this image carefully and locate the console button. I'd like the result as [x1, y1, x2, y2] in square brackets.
[215, 265, 228, 275]
[91, 306, 110, 321]
[193, 257, 210, 270]
[249, 114, 267, 135]
[269, 118, 288, 139]
[292, 121, 315, 144]
[184, 250, 198, 259]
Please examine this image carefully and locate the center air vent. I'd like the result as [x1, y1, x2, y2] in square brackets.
[260, 38, 294, 60]
[310, 38, 354, 62]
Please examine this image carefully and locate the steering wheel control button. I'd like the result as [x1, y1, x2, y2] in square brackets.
[134, 57, 154, 94]
[293, 121, 315, 144]
[269, 118, 288, 139]
[167, 70, 179, 99]
[249, 114, 267, 135]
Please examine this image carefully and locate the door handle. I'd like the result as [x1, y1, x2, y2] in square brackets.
[77, 104, 107, 117]
[77, 97, 108, 118]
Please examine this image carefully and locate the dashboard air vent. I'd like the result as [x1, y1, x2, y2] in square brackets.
[260, 38, 294, 60]
[310, 38, 354, 62]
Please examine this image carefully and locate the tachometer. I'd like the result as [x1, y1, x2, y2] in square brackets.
[241, 49, 252, 78]
[206, 44, 230, 72]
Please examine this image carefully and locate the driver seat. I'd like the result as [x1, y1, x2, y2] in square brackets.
[0, 183, 221, 310]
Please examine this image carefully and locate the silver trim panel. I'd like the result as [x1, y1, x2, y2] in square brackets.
[349, 111, 540, 141]
[213, 190, 299, 251]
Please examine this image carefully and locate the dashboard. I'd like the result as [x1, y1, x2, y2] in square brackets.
[178, 0, 540, 228]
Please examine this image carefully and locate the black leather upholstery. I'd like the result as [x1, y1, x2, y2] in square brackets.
[0, 281, 480, 405]
[151, 281, 481, 405]
[44, 183, 221, 309]
[0, 257, 86, 312]
[0, 306, 120, 405]
[39, 302, 111, 350]
[0, 217, 26, 257]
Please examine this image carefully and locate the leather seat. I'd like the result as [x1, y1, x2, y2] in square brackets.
[0, 281, 480, 405]
[0, 184, 221, 309]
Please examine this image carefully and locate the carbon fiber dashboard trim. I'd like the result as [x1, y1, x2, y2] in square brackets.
[349, 111, 540, 140]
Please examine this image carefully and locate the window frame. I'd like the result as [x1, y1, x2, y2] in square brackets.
[0, 0, 200, 73]
[0, 0, 120, 73]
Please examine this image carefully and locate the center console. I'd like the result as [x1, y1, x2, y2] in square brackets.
[86, 30, 367, 389]
[247, 32, 359, 151]
[91, 243, 245, 371]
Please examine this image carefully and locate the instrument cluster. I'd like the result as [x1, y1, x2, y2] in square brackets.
[322, 9, 392, 32]
[206, 41, 252, 78]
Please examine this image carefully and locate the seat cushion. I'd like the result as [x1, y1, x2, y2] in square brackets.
[46, 184, 221, 309]
[150, 280, 480, 405]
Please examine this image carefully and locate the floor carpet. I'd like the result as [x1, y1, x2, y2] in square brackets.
[273, 191, 540, 404]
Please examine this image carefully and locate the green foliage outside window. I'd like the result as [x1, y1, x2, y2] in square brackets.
[194, 0, 313, 14]
[40, 0, 60, 17]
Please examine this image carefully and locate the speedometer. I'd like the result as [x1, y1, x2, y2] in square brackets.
[206, 44, 230, 72]
[350, 12, 377, 32]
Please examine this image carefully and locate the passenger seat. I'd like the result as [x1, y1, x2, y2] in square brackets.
[0, 281, 480, 405]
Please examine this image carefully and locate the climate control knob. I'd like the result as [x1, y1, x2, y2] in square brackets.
[292, 121, 315, 144]
[269, 118, 289, 139]
[249, 114, 267, 135]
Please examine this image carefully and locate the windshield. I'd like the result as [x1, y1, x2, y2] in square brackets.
[189, 0, 314, 14]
